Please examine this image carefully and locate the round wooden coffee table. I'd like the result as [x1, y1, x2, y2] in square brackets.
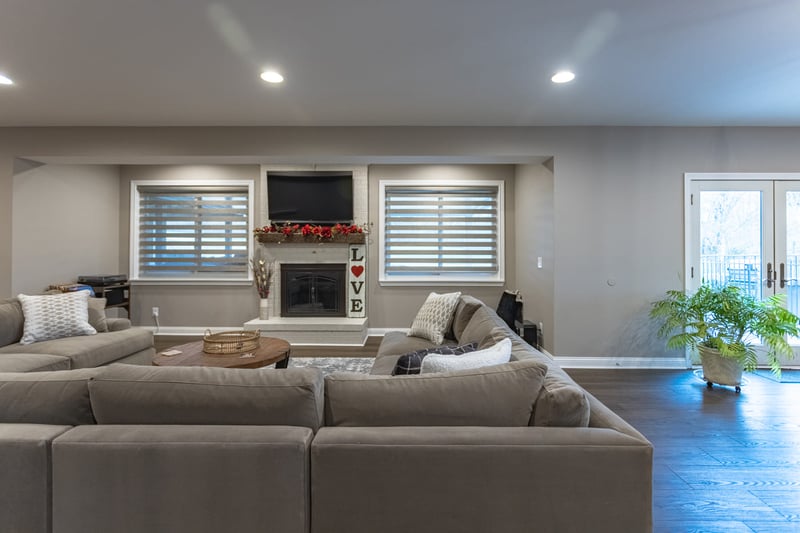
[152, 337, 291, 369]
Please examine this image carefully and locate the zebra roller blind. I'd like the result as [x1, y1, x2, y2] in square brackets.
[383, 184, 500, 277]
[136, 185, 250, 278]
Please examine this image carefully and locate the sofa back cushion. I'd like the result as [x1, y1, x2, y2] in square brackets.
[0, 298, 24, 347]
[89, 364, 325, 431]
[448, 295, 485, 340]
[484, 327, 590, 427]
[0, 368, 100, 425]
[458, 306, 507, 345]
[325, 359, 547, 427]
[479, 326, 590, 427]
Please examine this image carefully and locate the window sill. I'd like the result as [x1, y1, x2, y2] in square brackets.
[379, 277, 505, 287]
[131, 279, 252, 287]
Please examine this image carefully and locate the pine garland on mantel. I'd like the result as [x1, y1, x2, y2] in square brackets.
[254, 223, 367, 244]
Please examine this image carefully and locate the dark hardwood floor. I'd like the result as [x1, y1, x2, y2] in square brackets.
[152, 335, 800, 531]
[568, 368, 800, 533]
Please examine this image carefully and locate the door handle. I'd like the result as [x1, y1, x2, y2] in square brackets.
[767, 262, 773, 289]
[780, 262, 797, 288]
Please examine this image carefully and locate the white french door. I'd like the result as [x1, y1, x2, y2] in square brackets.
[686, 174, 800, 367]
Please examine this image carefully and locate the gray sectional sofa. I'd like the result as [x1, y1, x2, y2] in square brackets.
[0, 295, 653, 533]
[0, 297, 154, 372]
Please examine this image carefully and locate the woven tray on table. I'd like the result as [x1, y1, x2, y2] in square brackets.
[203, 329, 260, 356]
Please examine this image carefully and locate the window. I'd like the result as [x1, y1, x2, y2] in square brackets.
[131, 180, 253, 282]
[379, 180, 504, 285]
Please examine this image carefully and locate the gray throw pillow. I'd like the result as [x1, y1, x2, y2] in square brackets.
[87, 297, 109, 333]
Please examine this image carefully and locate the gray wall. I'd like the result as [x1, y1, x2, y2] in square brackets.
[11, 164, 120, 295]
[514, 162, 555, 353]
[367, 164, 517, 329]
[119, 164, 261, 327]
[3, 126, 800, 358]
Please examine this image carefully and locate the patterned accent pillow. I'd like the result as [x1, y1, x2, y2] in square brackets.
[407, 291, 462, 344]
[392, 342, 479, 375]
[420, 338, 512, 374]
[17, 291, 97, 345]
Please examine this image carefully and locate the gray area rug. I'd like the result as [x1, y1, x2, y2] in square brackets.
[753, 369, 800, 383]
[289, 357, 374, 375]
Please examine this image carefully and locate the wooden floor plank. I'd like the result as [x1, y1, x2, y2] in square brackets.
[568, 368, 800, 531]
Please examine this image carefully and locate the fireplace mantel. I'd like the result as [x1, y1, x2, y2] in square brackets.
[255, 232, 366, 245]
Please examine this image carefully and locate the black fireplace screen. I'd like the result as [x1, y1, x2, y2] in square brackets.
[280, 263, 347, 317]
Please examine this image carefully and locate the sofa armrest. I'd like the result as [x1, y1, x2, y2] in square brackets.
[105, 318, 131, 331]
[311, 426, 652, 533]
[0, 424, 72, 533]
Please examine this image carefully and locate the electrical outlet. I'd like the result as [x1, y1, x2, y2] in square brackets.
[152, 307, 159, 318]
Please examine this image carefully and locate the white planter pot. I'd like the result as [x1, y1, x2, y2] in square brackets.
[699, 345, 744, 391]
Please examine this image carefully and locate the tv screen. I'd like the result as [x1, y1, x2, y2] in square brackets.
[267, 171, 354, 224]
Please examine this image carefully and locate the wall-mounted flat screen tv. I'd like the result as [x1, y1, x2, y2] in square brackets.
[267, 171, 354, 224]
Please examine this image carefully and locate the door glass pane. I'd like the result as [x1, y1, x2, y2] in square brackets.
[699, 191, 762, 300]
[785, 192, 800, 317]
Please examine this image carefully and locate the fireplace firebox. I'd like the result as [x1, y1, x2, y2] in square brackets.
[280, 263, 347, 318]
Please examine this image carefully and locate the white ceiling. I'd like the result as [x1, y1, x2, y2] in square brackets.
[1, 0, 799, 127]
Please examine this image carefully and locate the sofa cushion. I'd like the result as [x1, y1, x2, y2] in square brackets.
[87, 297, 108, 333]
[17, 292, 96, 345]
[407, 291, 461, 344]
[458, 306, 507, 346]
[0, 353, 71, 372]
[0, 298, 24, 347]
[325, 359, 547, 427]
[89, 364, 325, 431]
[533, 373, 592, 427]
[482, 326, 590, 427]
[421, 338, 512, 374]
[370, 331, 457, 376]
[392, 342, 478, 375]
[0, 327, 153, 368]
[448, 295, 485, 340]
[0, 368, 100, 425]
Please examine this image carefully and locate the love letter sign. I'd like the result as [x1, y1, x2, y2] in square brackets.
[348, 244, 366, 318]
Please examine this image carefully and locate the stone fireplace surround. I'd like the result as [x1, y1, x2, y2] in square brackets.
[243, 164, 370, 345]
[243, 242, 368, 345]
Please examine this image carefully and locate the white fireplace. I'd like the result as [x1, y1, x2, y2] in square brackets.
[243, 164, 369, 345]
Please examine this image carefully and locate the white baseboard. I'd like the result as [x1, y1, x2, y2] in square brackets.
[554, 356, 689, 369]
[146, 327, 689, 368]
[146, 326, 209, 336]
[368, 328, 409, 336]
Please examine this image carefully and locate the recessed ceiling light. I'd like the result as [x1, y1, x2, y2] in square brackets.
[0, 73, 14, 85]
[260, 70, 284, 84]
[551, 70, 575, 84]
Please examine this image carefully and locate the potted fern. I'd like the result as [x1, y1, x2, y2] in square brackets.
[650, 283, 799, 392]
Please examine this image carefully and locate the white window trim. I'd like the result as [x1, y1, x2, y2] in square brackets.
[378, 179, 505, 286]
[130, 179, 255, 284]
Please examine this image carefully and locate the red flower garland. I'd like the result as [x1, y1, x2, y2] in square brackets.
[254, 222, 366, 240]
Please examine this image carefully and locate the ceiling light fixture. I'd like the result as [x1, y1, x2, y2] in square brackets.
[0, 73, 14, 85]
[551, 70, 575, 84]
[260, 70, 284, 84]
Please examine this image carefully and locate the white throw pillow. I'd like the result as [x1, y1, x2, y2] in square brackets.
[17, 291, 97, 345]
[421, 338, 512, 374]
[407, 291, 462, 345]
